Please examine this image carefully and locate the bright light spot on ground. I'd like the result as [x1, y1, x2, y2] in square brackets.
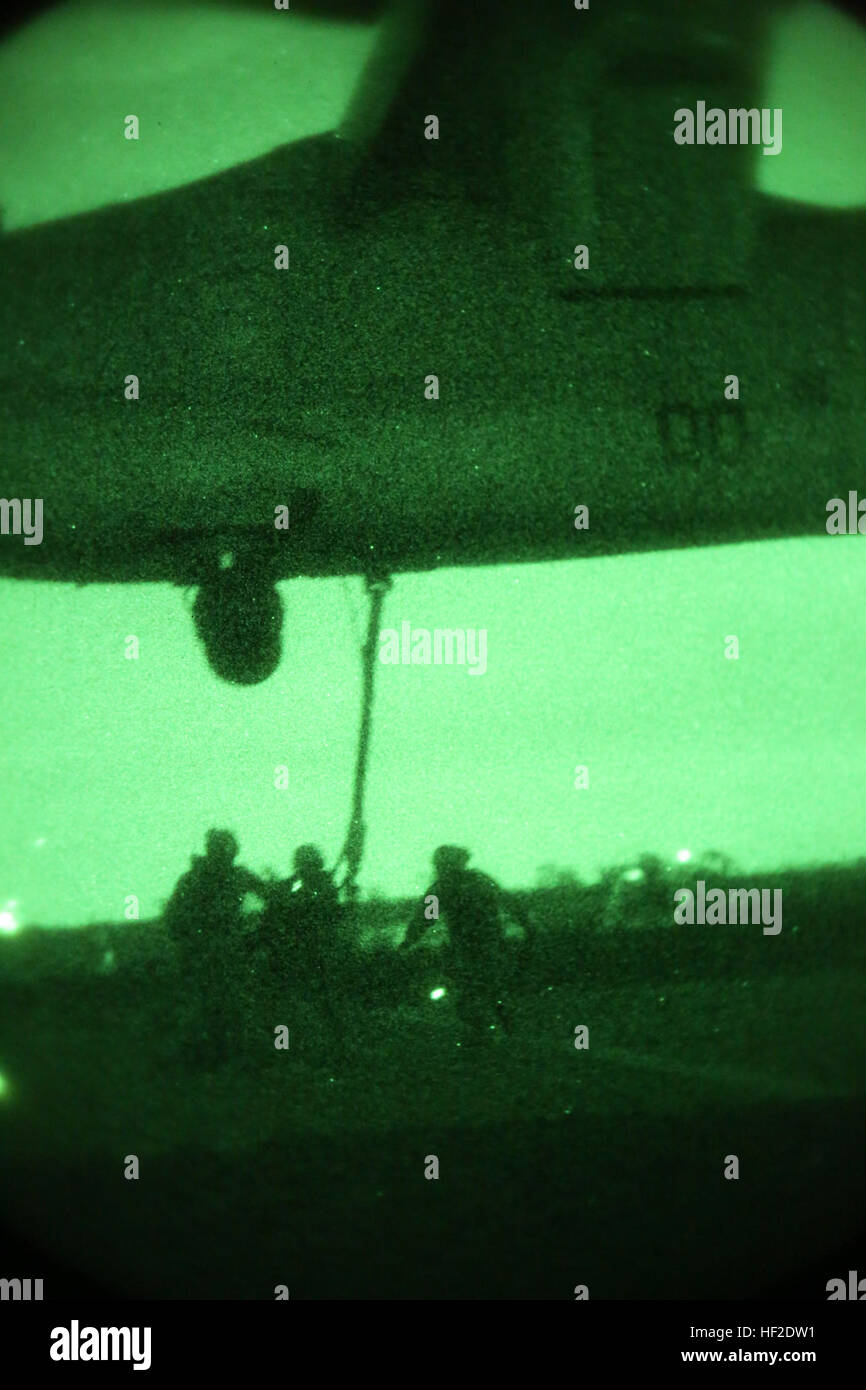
[429, 987, 446, 1000]
[623, 868, 644, 883]
[0, 1072, 9, 1098]
[676, 849, 692, 863]
[0, 908, 18, 933]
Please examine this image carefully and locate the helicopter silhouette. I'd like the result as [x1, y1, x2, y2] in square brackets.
[1, 0, 864, 690]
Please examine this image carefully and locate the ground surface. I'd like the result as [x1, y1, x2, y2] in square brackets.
[1, 961, 863, 1299]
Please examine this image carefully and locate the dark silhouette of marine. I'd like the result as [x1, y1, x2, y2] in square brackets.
[262, 844, 338, 977]
[400, 846, 534, 1038]
[163, 828, 266, 1059]
[286, 844, 339, 916]
[166, 829, 266, 937]
[260, 845, 343, 1056]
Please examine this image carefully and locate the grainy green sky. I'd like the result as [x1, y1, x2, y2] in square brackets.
[2, 538, 866, 926]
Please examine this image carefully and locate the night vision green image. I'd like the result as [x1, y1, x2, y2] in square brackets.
[0, 0, 865, 1300]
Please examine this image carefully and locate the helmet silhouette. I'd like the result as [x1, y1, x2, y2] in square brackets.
[293, 844, 325, 874]
[433, 845, 471, 875]
[205, 828, 239, 863]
